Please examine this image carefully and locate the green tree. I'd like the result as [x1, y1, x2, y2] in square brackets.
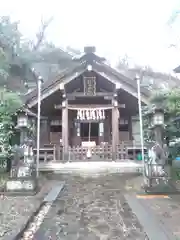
[0, 16, 21, 54]
[143, 89, 180, 144]
[167, 7, 180, 48]
[0, 88, 22, 159]
[0, 16, 80, 92]
[0, 47, 9, 84]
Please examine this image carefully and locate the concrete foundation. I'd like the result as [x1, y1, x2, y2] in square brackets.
[4, 177, 38, 195]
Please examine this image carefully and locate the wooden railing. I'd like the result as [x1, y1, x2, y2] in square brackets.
[120, 141, 148, 160]
[56, 141, 148, 162]
[35, 141, 148, 162]
[65, 145, 114, 161]
[33, 144, 56, 162]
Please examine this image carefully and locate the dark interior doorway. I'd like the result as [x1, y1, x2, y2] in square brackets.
[80, 122, 99, 138]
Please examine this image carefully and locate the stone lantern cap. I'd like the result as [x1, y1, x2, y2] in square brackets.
[173, 116, 180, 122]
[144, 105, 164, 117]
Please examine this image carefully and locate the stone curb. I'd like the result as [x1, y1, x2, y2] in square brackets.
[54, 166, 142, 175]
[43, 182, 65, 202]
[7, 181, 65, 240]
[125, 194, 177, 240]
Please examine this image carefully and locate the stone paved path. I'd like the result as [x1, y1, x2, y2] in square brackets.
[34, 173, 148, 240]
[138, 196, 180, 239]
[0, 176, 57, 239]
[125, 175, 180, 239]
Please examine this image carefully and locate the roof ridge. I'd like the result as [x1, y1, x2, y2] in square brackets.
[93, 61, 149, 97]
[24, 61, 86, 103]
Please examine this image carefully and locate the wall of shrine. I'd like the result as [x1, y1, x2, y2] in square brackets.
[39, 109, 139, 147]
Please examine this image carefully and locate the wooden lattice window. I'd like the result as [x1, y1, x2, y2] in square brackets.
[83, 76, 96, 95]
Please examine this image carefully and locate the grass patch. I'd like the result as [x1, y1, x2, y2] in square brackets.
[0, 172, 9, 188]
[171, 167, 180, 181]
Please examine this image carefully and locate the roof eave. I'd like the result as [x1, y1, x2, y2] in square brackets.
[26, 59, 150, 107]
[174, 65, 180, 73]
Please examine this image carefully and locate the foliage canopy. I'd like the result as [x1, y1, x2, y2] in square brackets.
[143, 88, 180, 145]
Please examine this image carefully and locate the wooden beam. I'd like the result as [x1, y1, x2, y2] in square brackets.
[54, 103, 125, 109]
[104, 96, 113, 100]
[66, 92, 114, 98]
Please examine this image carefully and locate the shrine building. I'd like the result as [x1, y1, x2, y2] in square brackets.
[24, 46, 149, 161]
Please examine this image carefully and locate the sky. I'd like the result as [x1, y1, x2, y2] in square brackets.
[0, 0, 180, 73]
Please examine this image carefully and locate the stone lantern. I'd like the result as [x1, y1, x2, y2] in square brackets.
[16, 112, 29, 145]
[5, 109, 38, 195]
[17, 114, 28, 128]
[16, 109, 37, 145]
[173, 116, 180, 130]
[151, 108, 164, 127]
[147, 106, 164, 146]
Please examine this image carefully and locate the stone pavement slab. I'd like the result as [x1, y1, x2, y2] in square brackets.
[135, 195, 180, 239]
[34, 174, 148, 240]
[125, 194, 176, 240]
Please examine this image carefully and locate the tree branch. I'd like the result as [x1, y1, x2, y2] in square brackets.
[33, 17, 53, 51]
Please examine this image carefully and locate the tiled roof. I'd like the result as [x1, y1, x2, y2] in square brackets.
[25, 50, 150, 105]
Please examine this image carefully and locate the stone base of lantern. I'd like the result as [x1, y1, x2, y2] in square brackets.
[2, 177, 39, 196]
[141, 182, 180, 195]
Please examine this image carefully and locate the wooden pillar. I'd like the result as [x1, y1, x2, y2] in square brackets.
[62, 99, 68, 152]
[40, 119, 49, 145]
[98, 121, 104, 144]
[106, 111, 111, 142]
[112, 99, 119, 158]
[47, 119, 50, 143]
[74, 121, 81, 146]
[128, 116, 133, 140]
[117, 109, 120, 144]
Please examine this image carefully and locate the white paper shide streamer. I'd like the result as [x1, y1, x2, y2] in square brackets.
[77, 109, 105, 120]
